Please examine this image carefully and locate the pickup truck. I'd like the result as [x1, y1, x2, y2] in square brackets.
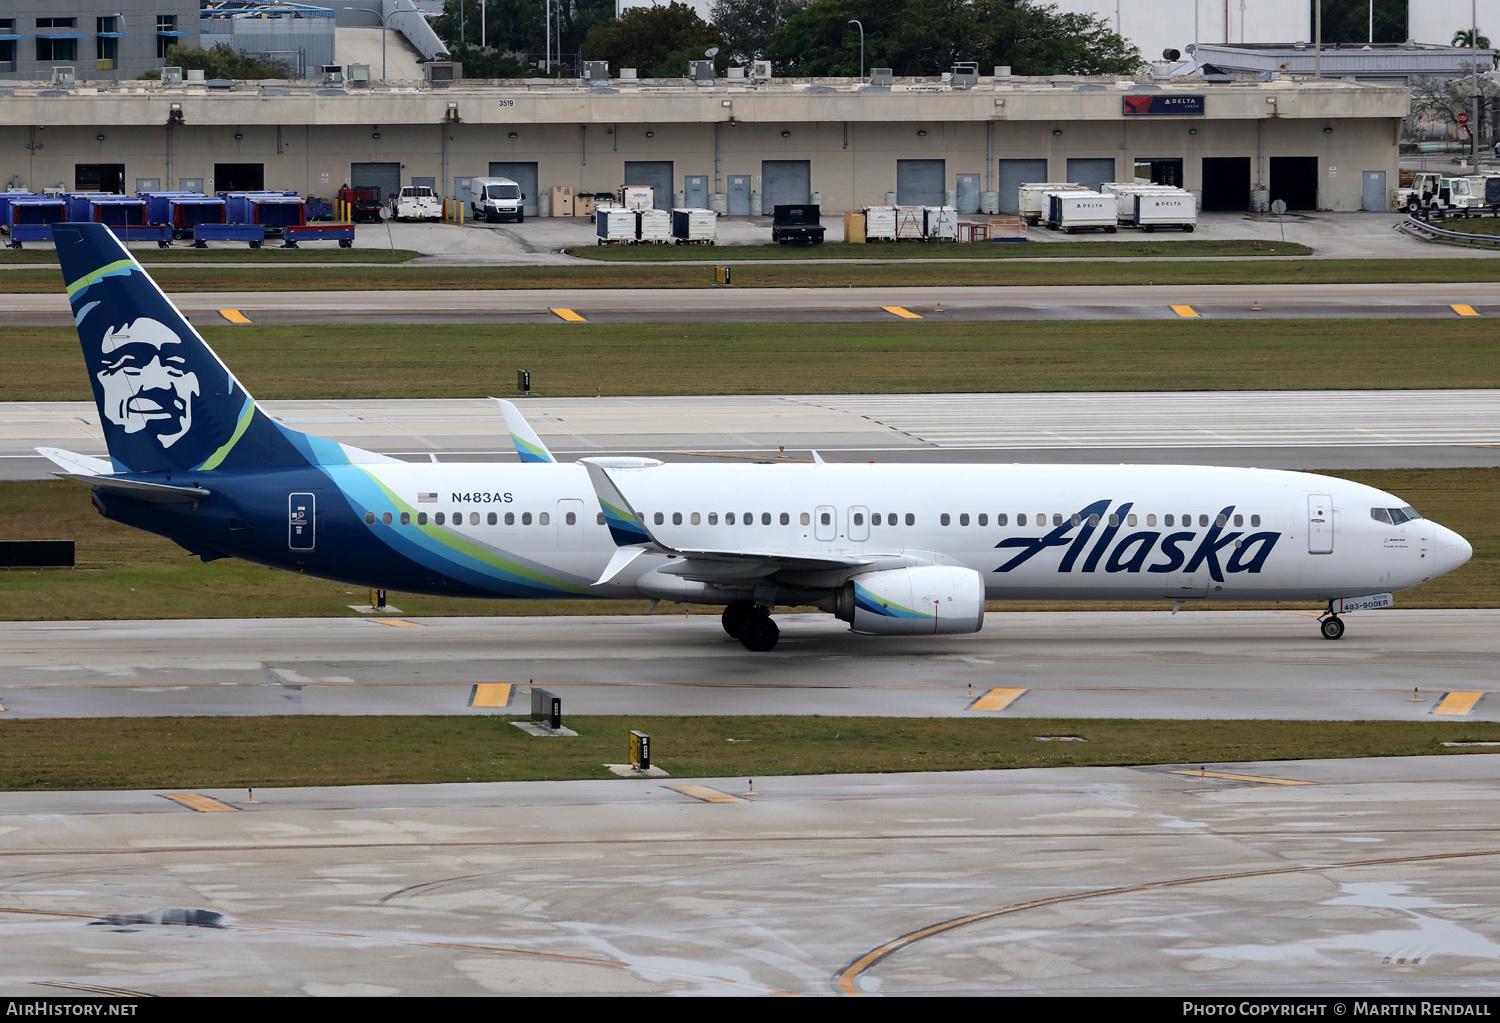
[770, 203, 825, 244]
[390, 185, 441, 221]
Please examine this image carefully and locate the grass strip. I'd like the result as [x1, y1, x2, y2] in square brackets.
[0, 247, 422, 265]
[0, 715, 1495, 790]
[1, 468, 1494, 621]
[569, 239, 1314, 261]
[4, 258, 1500, 292]
[11, 320, 1500, 402]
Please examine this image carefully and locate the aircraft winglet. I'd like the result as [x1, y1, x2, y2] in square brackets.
[493, 398, 556, 463]
[580, 459, 659, 548]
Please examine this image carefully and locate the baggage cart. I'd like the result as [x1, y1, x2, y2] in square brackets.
[619, 185, 654, 211]
[923, 205, 957, 241]
[638, 208, 671, 243]
[1018, 182, 1084, 224]
[670, 207, 717, 243]
[1045, 191, 1117, 233]
[894, 205, 925, 240]
[282, 223, 356, 248]
[596, 206, 638, 244]
[862, 205, 897, 241]
[225, 193, 306, 235]
[192, 223, 268, 248]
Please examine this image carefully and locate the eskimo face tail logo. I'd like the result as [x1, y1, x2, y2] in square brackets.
[95, 317, 201, 449]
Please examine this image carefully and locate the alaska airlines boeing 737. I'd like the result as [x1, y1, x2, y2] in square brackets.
[39, 223, 1472, 650]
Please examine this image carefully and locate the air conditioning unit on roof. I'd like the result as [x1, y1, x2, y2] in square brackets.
[752, 60, 772, 82]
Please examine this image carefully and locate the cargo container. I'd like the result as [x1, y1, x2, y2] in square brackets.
[73, 196, 149, 227]
[2, 197, 65, 246]
[619, 185, 654, 211]
[596, 205, 638, 243]
[923, 205, 958, 241]
[1045, 191, 1117, 233]
[638, 208, 671, 243]
[63, 192, 123, 222]
[1019, 182, 1084, 224]
[225, 193, 307, 234]
[193, 223, 268, 248]
[862, 205, 897, 241]
[1129, 190, 1196, 231]
[670, 207, 717, 244]
[894, 205, 925, 240]
[139, 193, 227, 237]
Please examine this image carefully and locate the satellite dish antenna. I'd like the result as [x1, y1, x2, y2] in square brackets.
[705, 47, 720, 57]
[1184, 43, 1196, 54]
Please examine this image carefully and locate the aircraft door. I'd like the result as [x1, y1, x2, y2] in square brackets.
[1308, 494, 1333, 554]
[849, 506, 870, 542]
[557, 499, 585, 550]
[288, 492, 315, 551]
[814, 505, 837, 541]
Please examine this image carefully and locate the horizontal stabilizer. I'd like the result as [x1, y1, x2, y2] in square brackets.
[35, 447, 112, 477]
[56, 474, 211, 504]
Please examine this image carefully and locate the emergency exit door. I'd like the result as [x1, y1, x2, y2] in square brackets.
[1308, 494, 1333, 554]
[289, 493, 316, 551]
[814, 505, 837, 541]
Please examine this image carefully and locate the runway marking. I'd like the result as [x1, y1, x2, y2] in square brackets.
[833, 847, 1500, 996]
[882, 306, 923, 319]
[159, 793, 239, 813]
[371, 618, 425, 628]
[1433, 691, 1485, 716]
[217, 309, 252, 324]
[1452, 304, 1480, 317]
[1167, 770, 1312, 786]
[468, 683, 513, 708]
[1170, 305, 1200, 318]
[968, 687, 1028, 711]
[34, 982, 157, 998]
[549, 307, 587, 322]
[667, 785, 747, 803]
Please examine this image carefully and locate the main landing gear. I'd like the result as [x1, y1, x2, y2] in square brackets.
[721, 601, 780, 651]
[1318, 609, 1346, 641]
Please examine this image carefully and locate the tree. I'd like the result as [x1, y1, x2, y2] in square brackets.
[581, 3, 726, 78]
[430, 45, 537, 79]
[765, 0, 1141, 78]
[710, 0, 810, 65]
[1452, 28, 1492, 49]
[138, 43, 292, 80]
[430, 0, 615, 64]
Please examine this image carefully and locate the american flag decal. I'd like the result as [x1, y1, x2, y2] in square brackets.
[417, 492, 438, 503]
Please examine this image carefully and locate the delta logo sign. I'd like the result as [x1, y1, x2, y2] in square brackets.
[1123, 95, 1206, 116]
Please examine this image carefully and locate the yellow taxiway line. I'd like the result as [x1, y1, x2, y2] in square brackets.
[967, 687, 1029, 711]
[468, 683, 513, 708]
[882, 306, 923, 319]
[550, 307, 587, 322]
[1451, 304, 1480, 317]
[1433, 691, 1485, 716]
[1170, 305, 1200, 318]
[218, 309, 253, 324]
[1168, 770, 1312, 786]
[668, 785, 747, 803]
[160, 793, 240, 812]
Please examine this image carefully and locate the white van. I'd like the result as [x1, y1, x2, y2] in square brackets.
[469, 176, 525, 223]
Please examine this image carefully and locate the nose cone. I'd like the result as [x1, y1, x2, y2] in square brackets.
[1433, 522, 1474, 579]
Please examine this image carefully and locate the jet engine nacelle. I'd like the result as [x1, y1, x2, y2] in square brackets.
[834, 566, 985, 636]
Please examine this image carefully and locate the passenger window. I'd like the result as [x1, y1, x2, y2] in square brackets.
[1232, 514, 1242, 527]
[522, 512, 532, 525]
[940, 513, 951, 526]
[708, 512, 718, 525]
[506, 512, 516, 525]
[437, 512, 447, 525]
[761, 512, 771, 525]
[960, 513, 969, 526]
[1053, 514, 1063, 527]
[691, 512, 700, 525]
[472, 512, 481, 526]
[1017, 513, 1026, 526]
[382, 512, 392, 525]
[996, 513, 1007, 526]
[1073, 514, 1083, 527]
[726, 512, 736, 525]
[654, 512, 664, 525]
[905, 513, 915, 526]
[1106, 514, 1117, 527]
[800, 512, 810, 525]
[488, 512, 497, 525]
[1215, 514, 1226, 527]
[597, 512, 605, 525]
[1126, 514, 1137, 527]
[567, 511, 577, 525]
[853, 512, 864, 526]
[780, 512, 790, 525]
[1199, 514, 1208, 527]
[977, 513, 987, 526]
[872, 513, 882, 526]
[1146, 514, 1156, 526]
[417, 512, 427, 525]
[744, 513, 753, 526]
[820, 511, 831, 525]
[1164, 514, 1174, 527]
[400, 511, 410, 525]
[1251, 514, 1260, 527]
[672, 512, 682, 525]
[365, 511, 375, 525]
[539, 512, 549, 525]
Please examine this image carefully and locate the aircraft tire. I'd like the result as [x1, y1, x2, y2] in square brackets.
[739, 615, 779, 652]
[1320, 616, 1345, 641]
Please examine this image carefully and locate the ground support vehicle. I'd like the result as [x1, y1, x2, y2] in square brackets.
[224, 193, 306, 237]
[862, 205, 897, 241]
[923, 205, 957, 241]
[1045, 191, 1118, 233]
[1106, 185, 1196, 231]
[281, 223, 356, 248]
[468, 177, 524, 223]
[0, 196, 65, 245]
[338, 186, 385, 224]
[619, 185, 654, 211]
[670, 207, 716, 244]
[894, 206, 925, 240]
[596, 206, 638, 244]
[1019, 182, 1084, 224]
[390, 185, 441, 221]
[770, 204, 826, 244]
[193, 223, 268, 248]
[1394, 172, 1484, 215]
[638, 208, 671, 243]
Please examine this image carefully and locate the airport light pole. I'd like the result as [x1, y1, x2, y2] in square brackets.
[344, 6, 386, 81]
[848, 19, 863, 82]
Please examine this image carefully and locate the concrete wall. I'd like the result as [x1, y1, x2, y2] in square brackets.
[0, 0, 199, 83]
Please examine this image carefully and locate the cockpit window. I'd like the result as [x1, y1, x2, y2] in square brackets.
[1401, 505, 1422, 521]
[1373, 506, 1422, 525]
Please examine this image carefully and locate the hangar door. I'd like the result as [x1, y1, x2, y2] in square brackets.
[488, 161, 539, 217]
[762, 160, 812, 207]
[623, 161, 673, 209]
[351, 162, 401, 204]
[896, 159, 945, 206]
[1270, 156, 1319, 211]
[1066, 157, 1116, 193]
[997, 158, 1048, 213]
[1201, 157, 1250, 211]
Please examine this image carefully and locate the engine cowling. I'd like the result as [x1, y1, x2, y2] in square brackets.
[835, 566, 985, 636]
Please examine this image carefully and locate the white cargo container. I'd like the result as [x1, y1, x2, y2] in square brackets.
[637, 208, 671, 243]
[894, 205, 925, 240]
[862, 205, 897, 240]
[1019, 182, 1084, 223]
[596, 206, 638, 244]
[670, 207, 717, 243]
[1045, 190, 1118, 233]
[923, 205, 957, 241]
[1130, 189, 1196, 231]
[620, 185, 654, 211]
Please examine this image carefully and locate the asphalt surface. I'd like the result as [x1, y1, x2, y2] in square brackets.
[1, 610, 1494, 721]
[7, 391, 1500, 481]
[2, 757, 1499, 995]
[3, 283, 1499, 325]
